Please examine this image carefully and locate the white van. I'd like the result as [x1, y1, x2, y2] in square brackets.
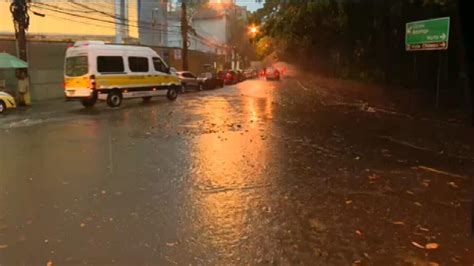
[64, 41, 182, 107]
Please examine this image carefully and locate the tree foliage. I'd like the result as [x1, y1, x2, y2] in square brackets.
[251, 0, 461, 89]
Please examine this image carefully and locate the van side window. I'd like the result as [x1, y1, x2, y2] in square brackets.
[128, 57, 149, 72]
[97, 56, 124, 73]
[153, 57, 167, 73]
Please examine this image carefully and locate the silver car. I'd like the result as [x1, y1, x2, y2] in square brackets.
[176, 71, 205, 92]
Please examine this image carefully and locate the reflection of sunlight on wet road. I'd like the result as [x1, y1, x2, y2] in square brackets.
[180, 82, 278, 262]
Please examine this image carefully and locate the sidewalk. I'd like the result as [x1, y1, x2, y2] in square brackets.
[300, 72, 472, 126]
[0, 98, 77, 128]
[295, 71, 474, 170]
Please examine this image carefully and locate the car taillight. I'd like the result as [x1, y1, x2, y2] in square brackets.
[89, 75, 96, 89]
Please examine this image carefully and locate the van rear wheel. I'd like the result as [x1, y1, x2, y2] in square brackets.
[81, 92, 97, 107]
[107, 90, 122, 107]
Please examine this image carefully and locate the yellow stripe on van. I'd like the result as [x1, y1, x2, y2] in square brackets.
[64, 76, 90, 89]
[64, 75, 180, 90]
[96, 75, 177, 87]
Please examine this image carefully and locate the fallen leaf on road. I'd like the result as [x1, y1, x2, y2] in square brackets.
[428, 262, 439, 266]
[366, 107, 376, 113]
[421, 180, 430, 187]
[411, 241, 425, 249]
[345, 200, 353, 204]
[309, 218, 326, 231]
[425, 243, 439, 250]
[406, 190, 414, 195]
[352, 260, 362, 265]
[355, 230, 363, 236]
[46, 260, 53, 266]
[166, 242, 176, 247]
[392, 221, 405, 225]
[451, 256, 461, 262]
[0, 244, 8, 249]
[447, 181, 458, 188]
[414, 202, 422, 207]
[80, 223, 86, 228]
[418, 226, 429, 232]
[368, 174, 380, 181]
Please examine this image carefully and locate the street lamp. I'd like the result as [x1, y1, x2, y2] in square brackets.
[249, 26, 258, 34]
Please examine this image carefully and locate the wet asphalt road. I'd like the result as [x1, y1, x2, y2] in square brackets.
[1, 76, 474, 265]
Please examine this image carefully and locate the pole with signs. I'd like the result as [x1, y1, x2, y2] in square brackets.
[406, 17, 450, 108]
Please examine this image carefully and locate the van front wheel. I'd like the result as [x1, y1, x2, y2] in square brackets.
[107, 90, 122, 107]
[166, 88, 178, 101]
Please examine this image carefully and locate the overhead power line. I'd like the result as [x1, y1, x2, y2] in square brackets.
[68, 1, 182, 29]
[29, 2, 228, 49]
[30, 3, 182, 35]
[29, 7, 118, 31]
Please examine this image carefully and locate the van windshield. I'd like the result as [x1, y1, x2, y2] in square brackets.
[65, 56, 88, 77]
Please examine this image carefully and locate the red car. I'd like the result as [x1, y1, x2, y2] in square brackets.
[218, 70, 238, 85]
[265, 67, 280, 81]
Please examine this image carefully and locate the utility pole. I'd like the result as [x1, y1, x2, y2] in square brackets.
[10, 0, 31, 105]
[114, 0, 128, 43]
[181, 0, 189, 71]
[10, 0, 28, 63]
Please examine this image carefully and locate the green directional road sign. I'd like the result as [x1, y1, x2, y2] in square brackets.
[406, 17, 450, 51]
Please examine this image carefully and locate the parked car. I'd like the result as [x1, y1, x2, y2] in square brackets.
[244, 68, 257, 79]
[236, 70, 245, 82]
[218, 70, 238, 85]
[0, 91, 16, 114]
[265, 67, 281, 81]
[177, 71, 205, 92]
[169, 67, 178, 77]
[199, 72, 224, 89]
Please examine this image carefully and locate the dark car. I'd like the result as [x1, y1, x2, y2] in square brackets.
[199, 72, 224, 89]
[218, 70, 238, 85]
[236, 70, 245, 82]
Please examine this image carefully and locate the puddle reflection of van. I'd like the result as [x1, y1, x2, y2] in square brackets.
[64, 41, 181, 108]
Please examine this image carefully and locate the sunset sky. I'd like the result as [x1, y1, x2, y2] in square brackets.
[0, 0, 262, 37]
